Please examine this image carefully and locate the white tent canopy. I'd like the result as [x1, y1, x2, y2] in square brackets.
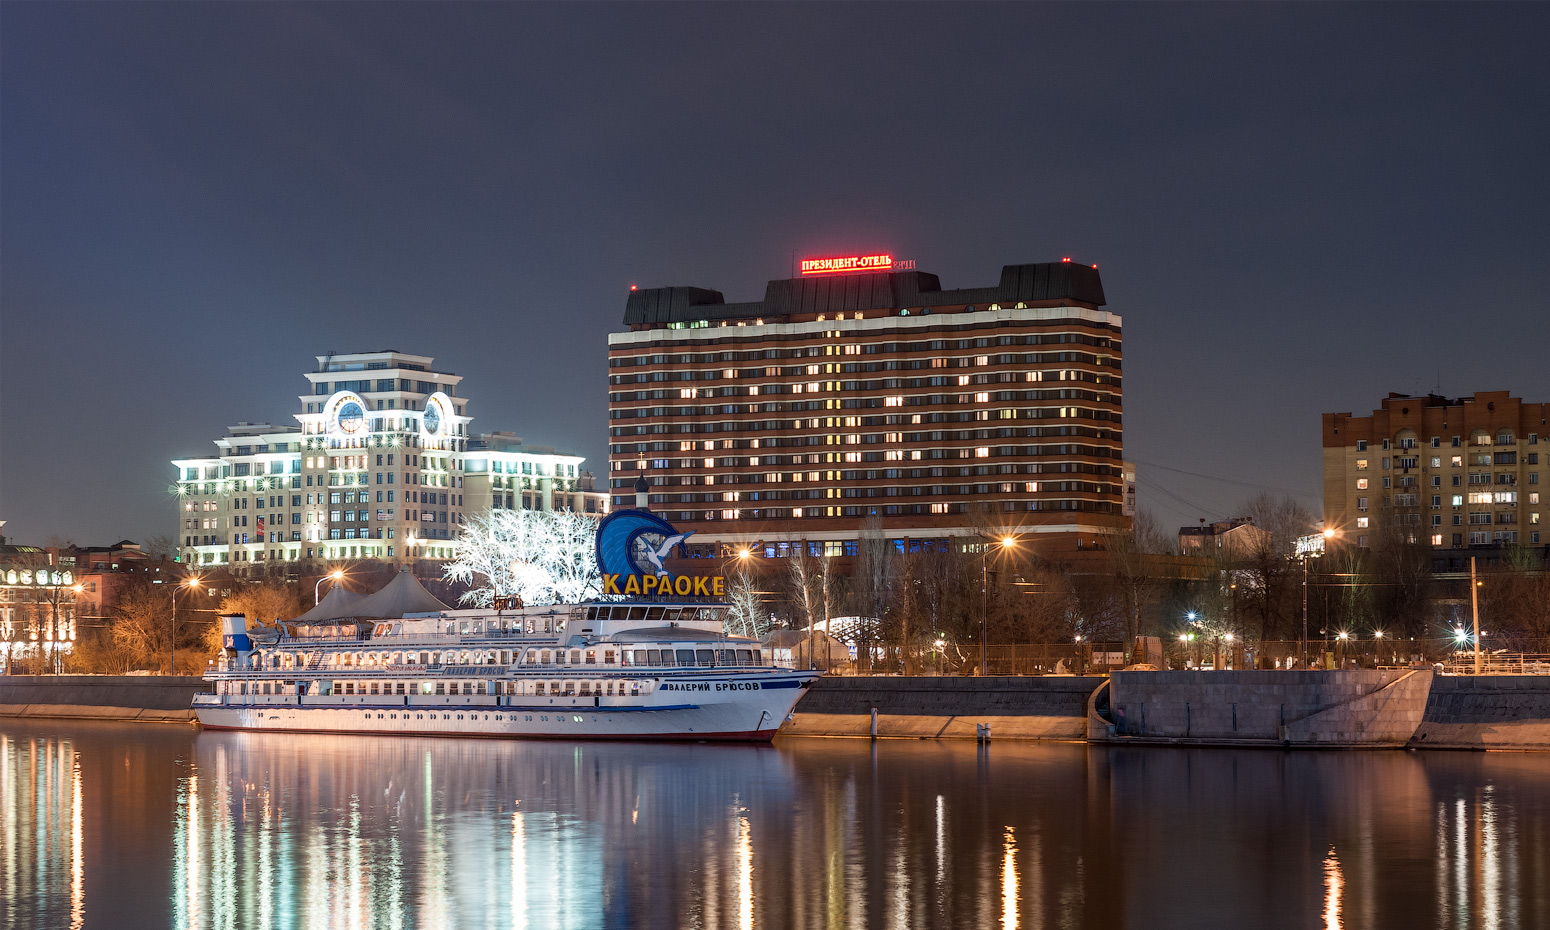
[289, 583, 366, 625]
[348, 569, 450, 619]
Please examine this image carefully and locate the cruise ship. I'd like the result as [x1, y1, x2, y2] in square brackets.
[193, 509, 821, 741]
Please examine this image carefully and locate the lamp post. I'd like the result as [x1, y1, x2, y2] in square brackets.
[171, 577, 201, 676]
[979, 534, 1017, 677]
[315, 568, 345, 605]
[1298, 528, 1336, 670]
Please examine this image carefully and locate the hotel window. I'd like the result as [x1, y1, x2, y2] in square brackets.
[1356, 478, 1368, 490]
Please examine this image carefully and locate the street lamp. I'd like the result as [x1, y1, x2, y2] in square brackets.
[315, 568, 345, 605]
[171, 577, 201, 676]
[980, 534, 1017, 677]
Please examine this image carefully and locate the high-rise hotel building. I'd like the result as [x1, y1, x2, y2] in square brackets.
[1323, 391, 1547, 553]
[173, 351, 604, 567]
[607, 258, 1127, 556]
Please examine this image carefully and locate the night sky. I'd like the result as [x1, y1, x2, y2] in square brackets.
[2, 3, 1546, 546]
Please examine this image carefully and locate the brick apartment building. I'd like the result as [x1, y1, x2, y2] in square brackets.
[1323, 391, 1547, 555]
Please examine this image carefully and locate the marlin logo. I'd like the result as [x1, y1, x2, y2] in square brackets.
[642, 532, 694, 575]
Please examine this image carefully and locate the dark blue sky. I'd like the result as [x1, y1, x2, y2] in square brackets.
[3, 3, 1547, 545]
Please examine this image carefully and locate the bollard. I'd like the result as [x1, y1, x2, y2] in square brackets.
[870, 707, 878, 739]
[976, 723, 991, 743]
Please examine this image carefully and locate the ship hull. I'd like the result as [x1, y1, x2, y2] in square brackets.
[193, 673, 814, 742]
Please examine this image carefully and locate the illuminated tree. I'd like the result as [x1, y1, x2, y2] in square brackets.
[444, 509, 602, 606]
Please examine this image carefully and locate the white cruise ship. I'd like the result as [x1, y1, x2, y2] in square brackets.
[194, 508, 821, 741]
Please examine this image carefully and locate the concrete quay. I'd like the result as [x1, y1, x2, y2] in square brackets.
[1411, 675, 1550, 750]
[1092, 670, 1434, 749]
[0, 675, 209, 723]
[783, 675, 1103, 741]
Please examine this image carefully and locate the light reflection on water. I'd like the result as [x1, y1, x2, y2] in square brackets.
[2, 720, 1548, 929]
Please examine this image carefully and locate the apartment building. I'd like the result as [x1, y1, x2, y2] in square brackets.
[607, 257, 1127, 557]
[1322, 391, 1547, 551]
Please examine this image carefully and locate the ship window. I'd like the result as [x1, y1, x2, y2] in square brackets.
[604, 650, 616, 665]
[540, 650, 551, 665]
[697, 650, 715, 666]
[629, 607, 648, 623]
[606, 682, 614, 696]
[435, 682, 446, 695]
[569, 650, 581, 665]
[676, 649, 696, 665]
[753, 650, 762, 665]
[579, 682, 592, 696]
[631, 681, 641, 697]
[370, 682, 379, 695]
[718, 650, 734, 665]
[633, 649, 648, 665]
[396, 683, 406, 695]
[535, 682, 546, 695]
[659, 608, 681, 624]
[585, 650, 597, 665]
[563, 681, 576, 696]
[737, 649, 752, 665]
[464, 682, 475, 695]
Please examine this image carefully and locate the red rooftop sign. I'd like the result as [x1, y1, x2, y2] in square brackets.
[800, 254, 893, 275]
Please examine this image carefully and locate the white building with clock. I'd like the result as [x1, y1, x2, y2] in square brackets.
[172, 351, 605, 568]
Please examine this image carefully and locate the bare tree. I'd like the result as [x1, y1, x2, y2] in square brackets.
[851, 515, 893, 671]
[1100, 509, 1169, 658]
[1237, 493, 1316, 640]
[1479, 546, 1550, 649]
[725, 568, 770, 639]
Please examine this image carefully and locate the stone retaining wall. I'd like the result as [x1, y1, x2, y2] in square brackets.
[1104, 670, 1432, 748]
[0, 675, 209, 723]
[1411, 675, 1550, 750]
[783, 675, 1103, 740]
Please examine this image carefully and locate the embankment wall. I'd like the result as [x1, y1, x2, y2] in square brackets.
[784, 675, 1104, 740]
[1411, 675, 1550, 750]
[1102, 670, 1433, 748]
[0, 675, 209, 723]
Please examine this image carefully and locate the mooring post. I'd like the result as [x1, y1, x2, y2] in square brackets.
[870, 707, 878, 739]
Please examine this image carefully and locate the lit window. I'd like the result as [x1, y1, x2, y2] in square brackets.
[1357, 517, 1369, 528]
[884, 396, 904, 407]
[1355, 459, 1368, 470]
[975, 392, 989, 403]
[930, 503, 948, 514]
[975, 448, 990, 458]
[1356, 478, 1368, 490]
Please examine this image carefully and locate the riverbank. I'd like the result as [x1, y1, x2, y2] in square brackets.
[785, 675, 1103, 740]
[791, 670, 1550, 751]
[0, 675, 208, 723]
[4, 671, 1548, 749]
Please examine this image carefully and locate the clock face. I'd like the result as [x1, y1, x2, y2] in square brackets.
[337, 401, 365, 434]
[424, 402, 441, 435]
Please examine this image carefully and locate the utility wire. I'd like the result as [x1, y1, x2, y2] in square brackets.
[1128, 456, 1321, 501]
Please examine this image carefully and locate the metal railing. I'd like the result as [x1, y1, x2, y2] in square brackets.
[1440, 653, 1550, 676]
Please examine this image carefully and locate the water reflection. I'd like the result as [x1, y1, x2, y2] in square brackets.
[2, 720, 1549, 929]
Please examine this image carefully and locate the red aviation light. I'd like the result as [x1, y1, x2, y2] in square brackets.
[1062, 257, 1072, 263]
[630, 284, 638, 291]
[799, 254, 893, 275]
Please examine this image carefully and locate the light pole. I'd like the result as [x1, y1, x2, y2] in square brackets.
[979, 534, 1017, 677]
[171, 577, 201, 676]
[315, 568, 345, 605]
[1299, 528, 1336, 670]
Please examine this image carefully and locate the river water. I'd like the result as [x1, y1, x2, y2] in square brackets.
[1, 719, 1545, 930]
